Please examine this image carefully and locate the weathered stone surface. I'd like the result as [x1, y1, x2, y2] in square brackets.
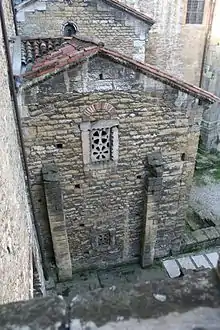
[0, 271, 220, 329]
[206, 252, 219, 268]
[43, 165, 72, 281]
[22, 52, 207, 273]
[162, 259, 181, 278]
[0, 0, 44, 304]
[70, 270, 220, 326]
[191, 254, 212, 269]
[177, 257, 196, 271]
[90, 308, 220, 329]
[0, 296, 66, 329]
[16, 0, 151, 62]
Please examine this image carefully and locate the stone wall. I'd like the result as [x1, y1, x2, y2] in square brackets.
[0, 0, 32, 303]
[0, 0, 45, 303]
[119, 0, 212, 85]
[0, 270, 220, 329]
[16, 0, 151, 62]
[200, 0, 220, 150]
[21, 55, 205, 273]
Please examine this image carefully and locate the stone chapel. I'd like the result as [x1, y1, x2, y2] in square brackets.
[10, 0, 220, 281]
[18, 35, 219, 280]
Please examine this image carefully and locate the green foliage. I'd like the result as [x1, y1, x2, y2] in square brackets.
[194, 149, 220, 184]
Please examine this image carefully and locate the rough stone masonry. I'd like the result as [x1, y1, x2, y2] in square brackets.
[0, 270, 220, 329]
[0, 0, 45, 304]
[20, 40, 219, 279]
[15, 0, 154, 62]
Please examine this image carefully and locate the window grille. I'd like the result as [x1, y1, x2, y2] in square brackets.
[186, 0, 205, 24]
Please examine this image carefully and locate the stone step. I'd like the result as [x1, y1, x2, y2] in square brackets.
[162, 251, 219, 278]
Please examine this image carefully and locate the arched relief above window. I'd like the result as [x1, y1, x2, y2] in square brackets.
[83, 102, 117, 121]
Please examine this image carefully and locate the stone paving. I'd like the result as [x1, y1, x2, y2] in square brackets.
[47, 249, 220, 301]
[162, 251, 219, 278]
[47, 263, 168, 302]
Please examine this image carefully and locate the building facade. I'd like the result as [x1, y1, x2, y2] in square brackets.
[15, 0, 154, 62]
[20, 37, 219, 277]
[0, 0, 45, 304]
[200, 0, 220, 150]
[14, 0, 220, 150]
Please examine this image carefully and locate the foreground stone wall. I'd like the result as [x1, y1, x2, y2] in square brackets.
[0, 270, 219, 329]
[16, 0, 151, 62]
[21, 55, 204, 273]
[0, 0, 34, 303]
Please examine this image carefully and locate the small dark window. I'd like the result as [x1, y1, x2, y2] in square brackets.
[64, 23, 76, 37]
[186, 0, 205, 24]
[181, 153, 186, 161]
[75, 184, 80, 189]
[99, 73, 103, 80]
[56, 143, 63, 149]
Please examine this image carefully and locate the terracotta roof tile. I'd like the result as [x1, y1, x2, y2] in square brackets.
[23, 36, 220, 104]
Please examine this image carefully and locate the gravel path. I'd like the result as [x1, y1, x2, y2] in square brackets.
[190, 182, 220, 224]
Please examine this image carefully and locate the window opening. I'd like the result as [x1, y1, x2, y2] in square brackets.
[64, 23, 76, 37]
[186, 0, 205, 24]
[181, 153, 186, 161]
[91, 127, 111, 162]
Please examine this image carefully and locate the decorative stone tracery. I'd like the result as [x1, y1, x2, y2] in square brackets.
[91, 127, 111, 162]
[80, 102, 119, 171]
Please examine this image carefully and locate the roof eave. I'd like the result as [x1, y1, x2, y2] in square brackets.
[99, 48, 219, 104]
[103, 0, 155, 25]
[15, 0, 36, 11]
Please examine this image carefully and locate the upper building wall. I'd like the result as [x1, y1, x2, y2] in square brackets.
[119, 0, 212, 85]
[0, 0, 33, 304]
[202, 0, 220, 97]
[200, 0, 220, 150]
[16, 0, 153, 62]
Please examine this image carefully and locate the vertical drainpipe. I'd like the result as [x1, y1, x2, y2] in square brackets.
[0, 0, 48, 280]
[199, 0, 216, 88]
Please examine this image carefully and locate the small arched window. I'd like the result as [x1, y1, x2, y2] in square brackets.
[64, 23, 76, 37]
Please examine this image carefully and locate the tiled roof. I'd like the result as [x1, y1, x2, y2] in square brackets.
[21, 36, 102, 65]
[23, 37, 220, 104]
[14, 0, 154, 25]
[21, 38, 65, 65]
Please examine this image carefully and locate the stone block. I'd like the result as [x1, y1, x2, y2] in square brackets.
[162, 259, 181, 278]
[206, 252, 219, 268]
[192, 229, 208, 244]
[191, 254, 212, 269]
[177, 257, 196, 272]
[204, 227, 220, 241]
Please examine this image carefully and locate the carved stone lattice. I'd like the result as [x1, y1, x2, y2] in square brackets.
[91, 128, 111, 162]
[98, 232, 110, 247]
